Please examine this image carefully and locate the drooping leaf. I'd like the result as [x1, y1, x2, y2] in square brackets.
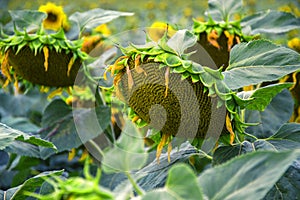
[245, 89, 294, 138]
[141, 190, 177, 200]
[142, 164, 203, 200]
[39, 99, 111, 159]
[0, 123, 56, 158]
[259, 123, 300, 151]
[1, 117, 40, 133]
[102, 120, 148, 173]
[4, 170, 63, 200]
[237, 83, 293, 111]
[264, 160, 300, 200]
[69, 8, 133, 33]
[8, 10, 46, 32]
[166, 29, 197, 56]
[241, 10, 300, 35]
[224, 39, 300, 90]
[212, 141, 254, 165]
[198, 150, 300, 200]
[205, 0, 243, 22]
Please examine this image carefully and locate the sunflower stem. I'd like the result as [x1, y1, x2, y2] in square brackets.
[125, 171, 144, 196]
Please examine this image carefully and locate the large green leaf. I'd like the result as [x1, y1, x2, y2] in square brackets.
[2, 170, 63, 200]
[264, 160, 300, 199]
[206, 0, 243, 22]
[142, 164, 203, 200]
[166, 29, 197, 57]
[224, 40, 300, 90]
[237, 83, 293, 111]
[212, 141, 254, 165]
[1, 117, 39, 133]
[69, 8, 133, 33]
[198, 150, 300, 200]
[39, 99, 111, 159]
[260, 123, 300, 151]
[241, 10, 300, 35]
[0, 123, 56, 158]
[245, 89, 294, 138]
[102, 120, 148, 173]
[8, 10, 46, 32]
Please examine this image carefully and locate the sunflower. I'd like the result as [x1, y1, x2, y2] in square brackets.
[94, 24, 111, 36]
[147, 21, 176, 42]
[38, 2, 69, 31]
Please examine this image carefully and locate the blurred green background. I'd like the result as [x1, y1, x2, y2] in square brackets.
[1, 0, 299, 34]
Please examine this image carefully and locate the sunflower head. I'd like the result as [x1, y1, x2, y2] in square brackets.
[38, 2, 69, 31]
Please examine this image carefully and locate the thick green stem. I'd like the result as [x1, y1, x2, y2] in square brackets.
[125, 172, 145, 196]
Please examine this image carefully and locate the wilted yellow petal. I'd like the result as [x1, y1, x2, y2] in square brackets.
[226, 114, 235, 144]
[243, 85, 254, 91]
[67, 57, 75, 77]
[48, 88, 63, 99]
[164, 67, 170, 97]
[207, 30, 220, 49]
[68, 148, 76, 161]
[1, 51, 12, 82]
[43, 46, 49, 72]
[224, 30, 234, 51]
[126, 65, 134, 90]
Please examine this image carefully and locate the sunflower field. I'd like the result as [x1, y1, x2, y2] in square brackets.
[0, 0, 300, 199]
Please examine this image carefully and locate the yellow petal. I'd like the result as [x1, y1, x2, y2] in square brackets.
[226, 114, 235, 144]
[43, 46, 49, 72]
[126, 65, 134, 90]
[68, 148, 76, 161]
[207, 30, 220, 49]
[67, 56, 75, 77]
[164, 67, 170, 97]
[1, 51, 12, 82]
[48, 88, 63, 99]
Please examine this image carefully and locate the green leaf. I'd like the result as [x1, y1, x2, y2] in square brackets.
[261, 123, 300, 151]
[212, 141, 254, 165]
[0, 123, 56, 153]
[102, 120, 148, 173]
[237, 83, 293, 111]
[142, 164, 203, 200]
[166, 29, 197, 56]
[40, 99, 111, 159]
[142, 190, 177, 200]
[241, 10, 300, 35]
[1, 116, 39, 133]
[165, 164, 203, 199]
[6, 170, 63, 200]
[8, 10, 46, 32]
[198, 150, 300, 200]
[264, 161, 300, 199]
[245, 89, 294, 138]
[206, 0, 243, 22]
[224, 40, 300, 90]
[69, 8, 133, 33]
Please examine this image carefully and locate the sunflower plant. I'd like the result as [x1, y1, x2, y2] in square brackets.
[0, 3, 133, 90]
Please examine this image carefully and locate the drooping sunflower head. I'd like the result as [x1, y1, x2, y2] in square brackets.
[38, 2, 69, 31]
[104, 30, 239, 162]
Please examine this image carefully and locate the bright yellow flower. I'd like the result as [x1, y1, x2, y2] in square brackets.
[38, 2, 69, 31]
[288, 38, 300, 53]
[147, 21, 176, 42]
[94, 24, 111, 36]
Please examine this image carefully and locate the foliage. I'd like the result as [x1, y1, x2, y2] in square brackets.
[1, 0, 300, 199]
